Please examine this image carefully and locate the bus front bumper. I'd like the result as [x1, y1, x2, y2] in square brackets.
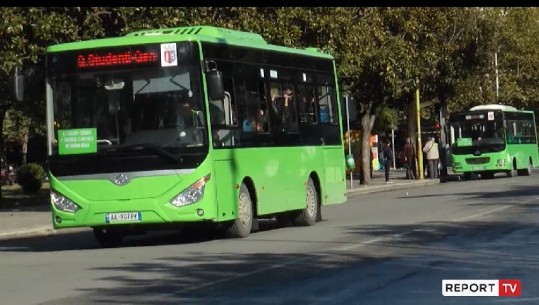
[451, 159, 510, 173]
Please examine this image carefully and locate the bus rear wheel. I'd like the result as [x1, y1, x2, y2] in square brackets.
[93, 227, 124, 248]
[518, 159, 532, 176]
[225, 183, 253, 238]
[293, 178, 319, 226]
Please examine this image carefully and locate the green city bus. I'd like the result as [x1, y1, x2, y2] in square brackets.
[449, 104, 539, 180]
[40, 26, 346, 246]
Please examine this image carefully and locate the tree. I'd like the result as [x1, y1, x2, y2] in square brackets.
[6, 7, 539, 191]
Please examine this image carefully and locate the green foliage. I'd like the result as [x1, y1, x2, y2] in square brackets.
[16, 163, 46, 193]
[4, 7, 539, 182]
[373, 106, 400, 133]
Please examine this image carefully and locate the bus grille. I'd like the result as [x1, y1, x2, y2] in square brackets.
[466, 157, 490, 164]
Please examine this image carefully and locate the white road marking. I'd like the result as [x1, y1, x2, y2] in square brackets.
[454, 205, 513, 222]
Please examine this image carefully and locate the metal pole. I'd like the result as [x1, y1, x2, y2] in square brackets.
[391, 128, 396, 170]
[416, 83, 424, 180]
[346, 95, 353, 188]
[495, 52, 499, 102]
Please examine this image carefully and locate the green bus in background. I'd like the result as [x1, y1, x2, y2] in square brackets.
[40, 26, 346, 246]
[449, 104, 539, 180]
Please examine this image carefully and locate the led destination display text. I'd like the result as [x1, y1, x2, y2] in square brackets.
[77, 50, 158, 68]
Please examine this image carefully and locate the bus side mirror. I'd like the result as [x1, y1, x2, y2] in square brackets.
[206, 70, 225, 101]
[10, 67, 25, 102]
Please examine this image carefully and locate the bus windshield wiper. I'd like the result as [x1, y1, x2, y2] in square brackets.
[101, 143, 181, 164]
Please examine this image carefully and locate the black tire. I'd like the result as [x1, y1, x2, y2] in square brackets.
[507, 161, 518, 178]
[293, 178, 319, 226]
[481, 172, 494, 179]
[518, 159, 532, 176]
[93, 227, 124, 248]
[225, 183, 253, 238]
[275, 213, 294, 227]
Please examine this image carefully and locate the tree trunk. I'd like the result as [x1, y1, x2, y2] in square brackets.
[407, 98, 417, 145]
[360, 109, 376, 185]
[0, 108, 6, 201]
[0, 104, 13, 202]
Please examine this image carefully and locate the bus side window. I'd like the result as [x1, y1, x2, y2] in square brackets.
[282, 83, 298, 133]
[269, 82, 298, 133]
[269, 82, 283, 131]
[317, 85, 337, 124]
[297, 85, 317, 124]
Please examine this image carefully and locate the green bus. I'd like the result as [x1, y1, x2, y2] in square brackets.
[39, 26, 346, 246]
[449, 104, 539, 179]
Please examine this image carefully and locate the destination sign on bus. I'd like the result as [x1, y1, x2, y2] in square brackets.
[465, 114, 485, 120]
[77, 50, 158, 69]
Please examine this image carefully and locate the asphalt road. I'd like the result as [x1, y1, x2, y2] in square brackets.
[1, 172, 538, 305]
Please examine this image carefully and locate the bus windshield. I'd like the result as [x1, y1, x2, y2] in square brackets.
[47, 43, 206, 156]
[455, 120, 505, 142]
[451, 118, 506, 155]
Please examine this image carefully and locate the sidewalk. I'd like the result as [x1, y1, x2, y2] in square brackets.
[345, 168, 442, 196]
[0, 170, 447, 241]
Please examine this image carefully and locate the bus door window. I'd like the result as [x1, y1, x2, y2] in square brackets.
[209, 72, 239, 148]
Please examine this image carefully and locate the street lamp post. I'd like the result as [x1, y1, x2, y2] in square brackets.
[415, 81, 424, 180]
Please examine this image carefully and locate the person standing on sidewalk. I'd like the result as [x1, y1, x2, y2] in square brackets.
[423, 137, 440, 179]
[403, 137, 416, 179]
[382, 140, 393, 184]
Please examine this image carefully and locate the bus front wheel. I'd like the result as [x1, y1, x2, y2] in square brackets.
[225, 183, 253, 238]
[507, 162, 518, 178]
[293, 178, 319, 226]
[481, 172, 494, 179]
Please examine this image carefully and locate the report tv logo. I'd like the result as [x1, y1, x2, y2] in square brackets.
[442, 279, 521, 297]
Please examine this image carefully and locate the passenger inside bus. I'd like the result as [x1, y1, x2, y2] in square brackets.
[270, 85, 297, 132]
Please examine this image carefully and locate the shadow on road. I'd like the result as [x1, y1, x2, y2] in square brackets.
[397, 183, 539, 203]
[24, 218, 539, 305]
[0, 219, 298, 252]
[3, 180, 539, 304]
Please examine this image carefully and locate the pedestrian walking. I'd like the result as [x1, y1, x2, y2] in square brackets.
[403, 137, 416, 179]
[382, 140, 393, 183]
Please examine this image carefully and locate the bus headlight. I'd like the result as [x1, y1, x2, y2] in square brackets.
[497, 159, 506, 164]
[170, 175, 211, 207]
[51, 191, 80, 213]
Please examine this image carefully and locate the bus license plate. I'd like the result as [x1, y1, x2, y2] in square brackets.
[106, 212, 141, 223]
[472, 166, 484, 171]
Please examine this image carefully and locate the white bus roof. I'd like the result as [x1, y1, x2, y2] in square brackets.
[469, 104, 518, 111]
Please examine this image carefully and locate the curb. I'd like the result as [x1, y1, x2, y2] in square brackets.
[0, 226, 55, 241]
[0, 226, 89, 241]
[346, 179, 440, 196]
